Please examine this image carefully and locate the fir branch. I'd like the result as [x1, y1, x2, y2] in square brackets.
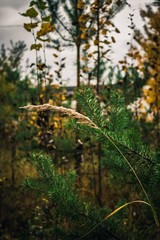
[24, 153, 121, 239]
[76, 88, 156, 165]
[76, 87, 106, 128]
[108, 132, 156, 165]
[21, 91, 159, 227]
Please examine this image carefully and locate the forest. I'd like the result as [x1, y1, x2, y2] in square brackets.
[0, 0, 160, 239]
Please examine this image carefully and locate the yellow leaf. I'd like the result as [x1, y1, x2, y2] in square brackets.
[81, 57, 88, 61]
[90, 27, 96, 32]
[99, 19, 104, 26]
[115, 27, 120, 33]
[91, 7, 95, 13]
[103, 40, 110, 45]
[84, 43, 90, 50]
[82, 67, 89, 73]
[80, 27, 86, 32]
[37, 63, 46, 70]
[94, 39, 99, 45]
[61, 95, 66, 101]
[106, 20, 111, 26]
[119, 60, 126, 64]
[122, 65, 127, 72]
[101, 29, 107, 35]
[21, 7, 38, 18]
[48, 99, 54, 105]
[30, 43, 42, 51]
[111, 36, 116, 43]
[79, 15, 87, 23]
[88, 53, 93, 57]
[53, 53, 58, 58]
[37, 22, 55, 37]
[24, 22, 38, 32]
[77, 0, 84, 9]
[80, 32, 87, 39]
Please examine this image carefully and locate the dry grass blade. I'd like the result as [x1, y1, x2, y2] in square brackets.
[103, 200, 150, 221]
[20, 104, 98, 129]
[78, 200, 151, 240]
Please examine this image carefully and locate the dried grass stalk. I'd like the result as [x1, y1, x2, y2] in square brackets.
[20, 104, 98, 129]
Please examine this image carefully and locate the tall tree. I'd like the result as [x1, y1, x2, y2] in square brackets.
[47, 0, 89, 88]
[126, 5, 160, 149]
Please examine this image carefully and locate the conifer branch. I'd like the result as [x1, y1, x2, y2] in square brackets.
[21, 93, 159, 227]
[111, 136, 155, 165]
[25, 153, 122, 240]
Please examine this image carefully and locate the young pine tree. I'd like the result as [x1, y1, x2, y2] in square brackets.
[21, 86, 160, 240]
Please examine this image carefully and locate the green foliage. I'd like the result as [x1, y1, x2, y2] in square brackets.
[23, 87, 160, 239]
[24, 153, 124, 239]
[81, 89, 160, 196]
[0, 41, 28, 138]
[2, 1, 160, 239]
[21, 7, 39, 18]
[76, 86, 107, 128]
[69, 88, 159, 195]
